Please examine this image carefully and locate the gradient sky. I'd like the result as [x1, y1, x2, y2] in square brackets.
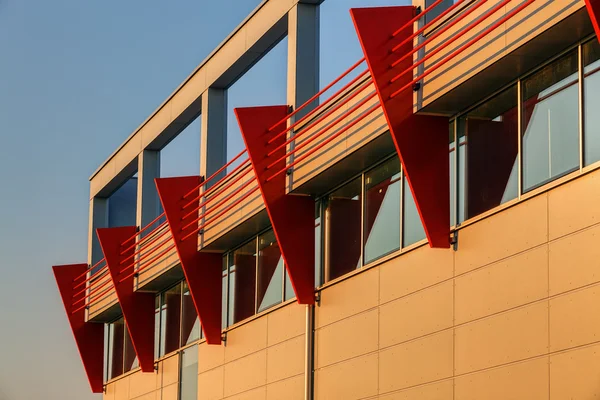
[0, 0, 399, 398]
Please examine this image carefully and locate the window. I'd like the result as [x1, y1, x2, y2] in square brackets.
[159, 285, 182, 357]
[257, 230, 284, 312]
[584, 39, 600, 166]
[402, 175, 426, 247]
[181, 282, 201, 346]
[223, 229, 292, 327]
[228, 239, 257, 325]
[106, 318, 124, 380]
[522, 49, 580, 191]
[123, 327, 138, 373]
[324, 177, 362, 281]
[315, 204, 323, 288]
[364, 157, 401, 264]
[458, 85, 519, 220]
[179, 345, 198, 400]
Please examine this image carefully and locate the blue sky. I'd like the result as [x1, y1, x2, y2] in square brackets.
[0, 0, 400, 398]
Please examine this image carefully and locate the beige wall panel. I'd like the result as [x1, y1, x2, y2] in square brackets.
[549, 223, 600, 296]
[550, 342, 600, 399]
[129, 370, 159, 399]
[265, 374, 303, 400]
[104, 382, 116, 400]
[379, 246, 454, 304]
[380, 281, 453, 348]
[223, 350, 267, 397]
[548, 170, 600, 240]
[504, 0, 583, 55]
[136, 235, 179, 289]
[115, 376, 130, 400]
[223, 386, 266, 400]
[342, 84, 386, 151]
[379, 330, 453, 393]
[266, 335, 305, 384]
[455, 245, 548, 325]
[455, 302, 548, 375]
[315, 309, 378, 368]
[160, 354, 180, 387]
[455, 195, 548, 275]
[161, 383, 179, 400]
[549, 285, 600, 352]
[197, 366, 224, 400]
[113, 135, 142, 176]
[266, 303, 305, 346]
[88, 281, 118, 318]
[224, 317, 268, 363]
[315, 353, 378, 400]
[315, 268, 379, 328]
[198, 340, 225, 373]
[454, 357, 549, 400]
[377, 380, 454, 400]
[131, 391, 157, 400]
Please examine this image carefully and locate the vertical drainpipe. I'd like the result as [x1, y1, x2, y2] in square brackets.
[305, 304, 315, 400]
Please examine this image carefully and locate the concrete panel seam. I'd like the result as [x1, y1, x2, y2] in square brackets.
[314, 305, 380, 331]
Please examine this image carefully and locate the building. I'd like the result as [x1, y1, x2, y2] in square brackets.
[52, 0, 600, 398]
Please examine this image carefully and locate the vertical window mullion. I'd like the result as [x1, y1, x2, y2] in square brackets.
[517, 79, 523, 199]
[360, 173, 365, 268]
[179, 281, 184, 349]
[399, 163, 404, 249]
[254, 236, 259, 314]
[579, 42, 585, 171]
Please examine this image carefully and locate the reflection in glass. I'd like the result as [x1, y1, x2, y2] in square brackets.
[403, 176, 426, 247]
[222, 257, 228, 329]
[584, 39, 600, 166]
[107, 318, 124, 380]
[325, 177, 362, 281]
[181, 282, 200, 346]
[461, 85, 519, 219]
[522, 50, 579, 190]
[160, 284, 182, 356]
[180, 345, 198, 400]
[257, 230, 284, 312]
[154, 296, 160, 360]
[229, 239, 257, 325]
[364, 157, 401, 264]
[284, 269, 294, 301]
[315, 203, 322, 288]
[123, 327, 138, 373]
[449, 123, 456, 227]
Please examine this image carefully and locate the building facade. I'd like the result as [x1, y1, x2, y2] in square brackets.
[53, 0, 600, 399]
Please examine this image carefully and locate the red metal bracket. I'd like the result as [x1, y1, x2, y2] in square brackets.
[585, 0, 600, 40]
[351, 6, 451, 248]
[235, 106, 315, 304]
[155, 176, 223, 345]
[96, 226, 155, 372]
[53, 263, 104, 393]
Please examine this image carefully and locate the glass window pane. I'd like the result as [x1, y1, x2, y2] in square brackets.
[315, 203, 322, 288]
[584, 39, 600, 166]
[229, 239, 257, 324]
[325, 177, 362, 281]
[180, 345, 198, 400]
[160, 284, 182, 356]
[284, 269, 295, 301]
[449, 122, 456, 227]
[458, 118, 467, 223]
[222, 257, 228, 329]
[154, 296, 160, 360]
[522, 50, 579, 191]
[124, 327, 138, 373]
[403, 176, 426, 247]
[181, 282, 200, 346]
[107, 318, 124, 380]
[257, 230, 284, 313]
[460, 85, 519, 219]
[364, 157, 401, 264]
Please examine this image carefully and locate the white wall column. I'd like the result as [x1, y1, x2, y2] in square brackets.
[200, 88, 228, 186]
[87, 197, 108, 266]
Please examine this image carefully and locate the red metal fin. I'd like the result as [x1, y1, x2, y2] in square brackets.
[53, 263, 104, 393]
[235, 106, 315, 304]
[155, 176, 223, 345]
[96, 226, 156, 372]
[351, 6, 451, 248]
